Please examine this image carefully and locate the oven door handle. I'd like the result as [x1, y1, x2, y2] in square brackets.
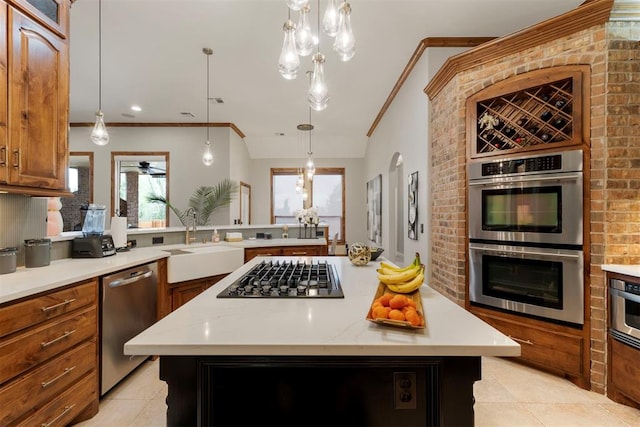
[469, 172, 582, 186]
[610, 287, 640, 304]
[469, 245, 581, 259]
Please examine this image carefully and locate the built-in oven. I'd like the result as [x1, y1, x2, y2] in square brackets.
[610, 278, 640, 349]
[468, 149, 583, 246]
[469, 242, 584, 325]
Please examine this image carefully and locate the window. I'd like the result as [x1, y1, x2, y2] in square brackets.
[271, 168, 345, 243]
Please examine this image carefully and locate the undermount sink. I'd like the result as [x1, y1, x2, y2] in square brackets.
[164, 244, 245, 283]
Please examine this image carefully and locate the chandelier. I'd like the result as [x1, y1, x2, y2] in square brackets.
[278, 0, 355, 111]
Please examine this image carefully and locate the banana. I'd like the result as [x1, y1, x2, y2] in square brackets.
[386, 268, 425, 294]
[379, 252, 421, 272]
[377, 263, 420, 285]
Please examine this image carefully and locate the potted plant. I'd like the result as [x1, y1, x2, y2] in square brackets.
[147, 179, 239, 226]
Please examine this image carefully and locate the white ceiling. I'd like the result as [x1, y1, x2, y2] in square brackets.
[69, 0, 584, 159]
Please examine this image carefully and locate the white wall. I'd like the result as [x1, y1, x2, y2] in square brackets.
[248, 156, 367, 247]
[364, 47, 467, 267]
[69, 126, 234, 227]
[229, 130, 252, 224]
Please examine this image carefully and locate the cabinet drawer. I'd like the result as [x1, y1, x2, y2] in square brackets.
[475, 312, 583, 375]
[282, 246, 317, 256]
[0, 305, 97, 385]
[610, 338, 640, 404]
[0, 280, 97, 339]
[0, 340, 96, 425]
[15, 370, 97, 427]
[244, 247, 283, 262]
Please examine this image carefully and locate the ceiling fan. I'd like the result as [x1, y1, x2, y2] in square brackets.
[120, 160, 166, 177]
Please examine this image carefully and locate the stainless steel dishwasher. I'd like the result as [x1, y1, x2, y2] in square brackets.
[101, 262, 158, 395]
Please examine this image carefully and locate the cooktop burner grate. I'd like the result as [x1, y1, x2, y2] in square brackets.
[217, 260, 343, 298]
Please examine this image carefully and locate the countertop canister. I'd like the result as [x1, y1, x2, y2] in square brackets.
[24, 238, 51, 268]
[0, 247, 17, 274]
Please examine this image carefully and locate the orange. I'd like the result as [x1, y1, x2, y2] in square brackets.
[379, 294, 394, 307]
[373, 306, 391, 319]
[371, 301, 384, 311]
[405, 310, 421, 326]
[389, 295, 408, 309]
[406, 298, 417, 308]
[388, 309, 405, 321]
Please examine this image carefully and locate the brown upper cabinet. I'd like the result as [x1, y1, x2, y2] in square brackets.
[0, 0, 69, 196]
[467, 66, 589, 159]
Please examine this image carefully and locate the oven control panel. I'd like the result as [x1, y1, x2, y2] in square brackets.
[481, 154, 562, 176]
[611, 278, 640, 295]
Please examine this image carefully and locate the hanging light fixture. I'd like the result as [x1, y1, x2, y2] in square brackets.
[278, 9, 299, 80]
[202, 48, 214, 166]
[280, 1, 356, 109]
[322, 0, 340, 37]
[294, 4, 315, 57]
[333, 2, 355, 62]
[90, 0, 109, 146]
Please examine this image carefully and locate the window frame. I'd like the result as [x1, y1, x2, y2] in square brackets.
[270, 167, 345, 244]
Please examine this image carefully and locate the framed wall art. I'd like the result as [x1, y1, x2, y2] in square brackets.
[408, 171, 418, 240]
[366, 174, 382, 245]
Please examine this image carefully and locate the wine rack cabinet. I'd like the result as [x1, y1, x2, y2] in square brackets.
[467, 66, 588, 158]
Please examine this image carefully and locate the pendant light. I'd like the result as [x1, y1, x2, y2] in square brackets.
[294, 5, 315, 57]
[322, 0, 340, 37]
[278, 9, 299, 80]
[202, 48, 214, 166]
[333, 2, 355, 62]
[90, 0, 109, 146]
[287, 0, 310, 11]
[308, 0, 329, 111]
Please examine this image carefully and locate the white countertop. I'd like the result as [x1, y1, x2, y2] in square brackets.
[0, 247, 169, 304]
[124, 256, 520, 358]
[602, 264, 640, 278]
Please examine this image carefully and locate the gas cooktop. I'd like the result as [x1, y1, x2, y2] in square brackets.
[217, 260, 344, 298]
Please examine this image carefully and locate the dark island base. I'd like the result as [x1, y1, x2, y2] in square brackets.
[160, 355, 481, 427]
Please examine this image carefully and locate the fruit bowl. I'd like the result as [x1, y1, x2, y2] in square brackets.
[369, 247, 384, 261]
[366, 283, 425, 329]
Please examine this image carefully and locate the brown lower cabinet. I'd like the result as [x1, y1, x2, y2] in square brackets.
[471, 305, 589, 389]
[608, 337, 640, 409]
[244, 244, 328, 263]
[169, 275, 227, 311]
[0, 279, 99, 426]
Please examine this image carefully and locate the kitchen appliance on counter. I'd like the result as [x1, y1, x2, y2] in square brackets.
[217, 260, 344, 298]
[101, 262, 158, 395]
[610, 277, 640, 349]
[468, 149, 585, 325]
[72, 235, 117, 258]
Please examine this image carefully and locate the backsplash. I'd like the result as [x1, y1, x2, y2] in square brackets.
[0, 194, 47, 266]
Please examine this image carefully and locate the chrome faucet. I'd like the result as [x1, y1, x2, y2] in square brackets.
[184, 207, 197, 245]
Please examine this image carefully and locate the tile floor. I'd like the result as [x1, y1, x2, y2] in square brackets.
[77, 356, 640, 427]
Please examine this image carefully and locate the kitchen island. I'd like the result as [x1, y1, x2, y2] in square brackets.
[125, 256, 519, 426]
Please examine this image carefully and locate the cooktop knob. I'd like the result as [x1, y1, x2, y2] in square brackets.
[261, 285, 272, 295]
[279, 285, 290, 295]
[297, 285, 306, 295]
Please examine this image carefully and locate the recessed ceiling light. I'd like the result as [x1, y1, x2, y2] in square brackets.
[131, 105, 142, 112]
[180, 112, 195, 117]
[122, 113, 135, 118]
[274, 132, 285, 136]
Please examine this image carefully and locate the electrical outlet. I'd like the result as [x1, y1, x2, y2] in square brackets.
[394, 372, 417, 410]
[152, 237, 164, 245]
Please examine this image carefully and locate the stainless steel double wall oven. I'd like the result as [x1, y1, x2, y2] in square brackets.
[468, 150, 584, 325]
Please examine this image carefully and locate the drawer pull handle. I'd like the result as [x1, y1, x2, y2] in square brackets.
[41, 298, 76, 313]
[41, 330, 76, 348]
[41, 366, 76, 388]
[291, 252, 307, 255]
[41, 404, 75, 427]
[257, 253, 272, 256]
[509, 335, 533, 346]
[12, 150, 19, 168]
[0, 146, 5, 166]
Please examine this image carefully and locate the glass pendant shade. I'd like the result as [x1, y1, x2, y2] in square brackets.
[333, 2, 355, 62]
[278, 20, 300, 80]
[305, 156, 316, 179]
[90, 111, 109, 146]
[322, 0, 340, 37]
[287, 0, 309, 11]
[202, 140, 214, 166]
[294, 6, 315, 57]
[308, 53, 329, 111]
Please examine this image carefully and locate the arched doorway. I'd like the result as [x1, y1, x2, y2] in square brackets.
[388, 153, 404, 262]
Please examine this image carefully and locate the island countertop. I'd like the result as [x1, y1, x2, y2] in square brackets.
[125, 256, 520, 358]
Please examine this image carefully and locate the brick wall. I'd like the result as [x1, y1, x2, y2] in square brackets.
[428, 21, 640, 393]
